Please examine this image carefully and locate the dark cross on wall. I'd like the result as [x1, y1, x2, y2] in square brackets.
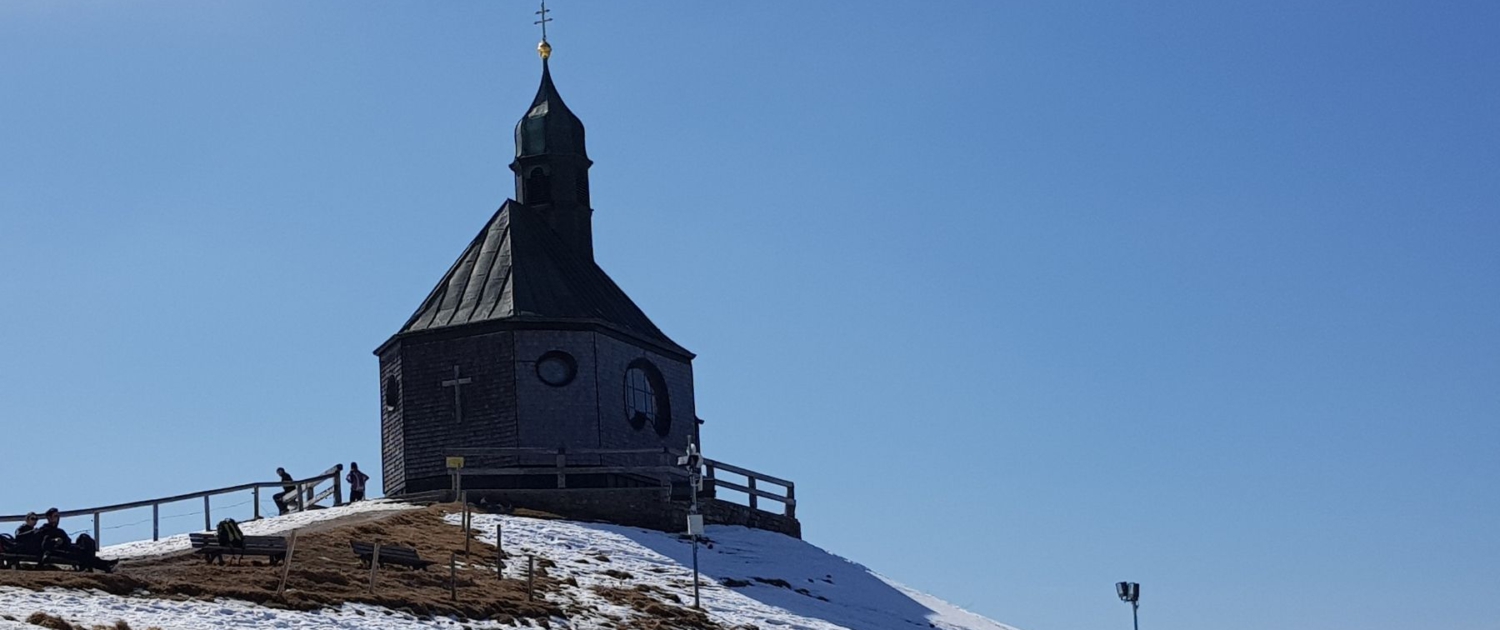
[441, 365, 473, 423]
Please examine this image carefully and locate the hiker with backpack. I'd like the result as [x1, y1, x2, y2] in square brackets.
[274, 467, 298, 515]
[346, 462, 370, 502]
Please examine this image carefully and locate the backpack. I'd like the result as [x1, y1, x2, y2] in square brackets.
[215, 519, 245, 549]
[74, 533, 97, 557]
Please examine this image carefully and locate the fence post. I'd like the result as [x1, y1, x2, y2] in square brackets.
[462, 496, 471, 557]
[496, 523, 503, 580]
[368, 541, 381, 593]
[253, 487, 261, 520]
[152, 503, 160, 541]
[748, 477, 758, 510]
[276, 531, 298, 599]
[203, 495, 212, 531]
[527, 555, 535, 601]
[333, 465, 344, 506]
[93, 512, 100, 547]
[785, 483, 796, 519]
[449, 552, 458, 602]
[556, 447, 567, 489]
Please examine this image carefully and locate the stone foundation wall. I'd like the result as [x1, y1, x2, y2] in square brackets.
[449, 488, 801, 539]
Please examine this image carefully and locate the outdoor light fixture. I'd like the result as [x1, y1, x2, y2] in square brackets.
[1116, 581, 1140, 630]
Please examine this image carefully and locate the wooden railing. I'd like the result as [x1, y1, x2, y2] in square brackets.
[704, 458, 796, 519]
[449, 447, 685, 491]
[447, 448, 796, 518]
[0, 464, 344, 546]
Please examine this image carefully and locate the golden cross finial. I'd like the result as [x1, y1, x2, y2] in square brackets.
[535, 0, 553, 59]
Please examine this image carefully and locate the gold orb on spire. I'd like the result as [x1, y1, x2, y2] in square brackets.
[538, 40, 552, 60]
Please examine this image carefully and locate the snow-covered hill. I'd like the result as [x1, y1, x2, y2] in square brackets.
[0, 502, 1016, 630]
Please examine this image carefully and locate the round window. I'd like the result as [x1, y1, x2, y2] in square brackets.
[536, 351, 578, 387]
[624, 360, 671, 436]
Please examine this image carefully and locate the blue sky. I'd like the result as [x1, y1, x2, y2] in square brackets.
[2, 2, 1497, 629]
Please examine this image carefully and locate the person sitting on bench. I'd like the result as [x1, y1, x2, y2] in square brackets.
[15, 512, 38, 537]
[274, 467, 297, 514]
[31, 509, 116, 572]
[7, 512, 41, 556]
[36, 508, 71, 556]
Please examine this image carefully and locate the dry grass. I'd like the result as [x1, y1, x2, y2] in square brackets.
[24, 612, 75, 630]
[20, 615, 149, 630]
[593, 585, 721, 630]
[0, 505, 560, 622]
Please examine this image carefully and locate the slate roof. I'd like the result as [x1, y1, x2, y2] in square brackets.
[516, 59, 587, 160]
[396, 201, 689, 357]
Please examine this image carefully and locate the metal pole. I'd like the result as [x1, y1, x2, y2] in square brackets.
[527, 555, 535, 601]
[690, 448, 701, 609]
[690, 442, 702, 609]
[93, 512, 100, 547]
[496, 523, 503, 580]
[449, 552, 458, 601]
[253, 487, 261, 520]
[463, 496, 471, 557]
[692, 533, 700, 609]
[152, 504, 159, 541]
[1133, 601, 1139, 630]
[203, 495, 211, 531]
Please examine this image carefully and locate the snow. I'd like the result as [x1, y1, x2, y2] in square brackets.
[0, 589, 514, 630]
[452, 512, 1019, 630]
[97, 499, 418, 560]
[0, 502, 1018, 630]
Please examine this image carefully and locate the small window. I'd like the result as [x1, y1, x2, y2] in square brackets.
[383, 375, 401, 411]
[624, 359, 671, 436]
[536, 350, 578, 387]
[525, 167, 552, 204]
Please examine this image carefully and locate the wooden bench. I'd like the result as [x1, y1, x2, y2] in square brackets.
[188, 532, 287, 566]
[0, 552, 80, 571]
[0, 550, 115, 572]
[350, 541, 434, 570]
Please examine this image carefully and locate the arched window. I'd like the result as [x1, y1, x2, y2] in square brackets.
[383, 375, 401, 411]
[624, 359, 671, 437]
[525, 167, 552, 204]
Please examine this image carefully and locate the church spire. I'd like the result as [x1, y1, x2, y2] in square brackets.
[511, 1, 594, 260]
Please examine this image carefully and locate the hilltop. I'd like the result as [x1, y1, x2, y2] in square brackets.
[0, 501, 1015, 630]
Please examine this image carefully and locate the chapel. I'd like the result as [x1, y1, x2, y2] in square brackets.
[373, 33, 798, 536]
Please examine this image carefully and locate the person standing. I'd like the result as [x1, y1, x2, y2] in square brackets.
[346, 462, 371, 502]
[274, 467, 297, 515]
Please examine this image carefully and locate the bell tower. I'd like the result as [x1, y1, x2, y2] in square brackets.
[510, 37, 595, 260]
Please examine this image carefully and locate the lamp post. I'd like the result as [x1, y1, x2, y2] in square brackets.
[1116, 581, 1140, 630]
